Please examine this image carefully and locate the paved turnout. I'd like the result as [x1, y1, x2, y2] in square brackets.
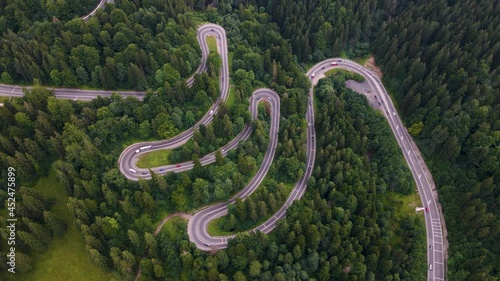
[0, 22, 446, 281]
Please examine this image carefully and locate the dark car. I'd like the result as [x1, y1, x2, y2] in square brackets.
[142, 171, 148, 175]
[425, 207, 429, 213]
[176, 164, 181, 168]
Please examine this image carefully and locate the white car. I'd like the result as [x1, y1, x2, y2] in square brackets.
[210, 110, 214, 115]
[128, 169, 136, 174]
[311, 73, 316, 78]
[268, 97, 271, 101]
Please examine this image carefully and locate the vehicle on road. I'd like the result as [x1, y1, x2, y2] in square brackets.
[425, 207, 429, 213]
[159, 169, 164, 172]
[268, 97, 271, 101]
[331, 62, 337, 66]
[176, 164, 181, 168]
[322, 66, 325, 69]
[393, 111, 396, 115]
[222, 77, 224, 81]
[429, 264, 432, 270]
[211, 29, 214, 31]
[210, 110, 214, 115]
[142, 171, 148, 175]
[129, 168, 136, 174]
[135, 145, 152, 153]
[311, 73, 316, 78]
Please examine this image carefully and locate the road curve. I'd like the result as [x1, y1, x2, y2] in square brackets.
[118, 24, 229, 181]
[0, 21, 446, 280]
[187, 89, 280, 251]
[82, 0, 114, 21]
[307, 59, 447, 281]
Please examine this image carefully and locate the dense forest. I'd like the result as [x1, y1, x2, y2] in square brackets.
[1, 0, 498, 280]
[0, 0, 99, 28]
[247, 0, 499, 279]
[373, 1, 499, 280]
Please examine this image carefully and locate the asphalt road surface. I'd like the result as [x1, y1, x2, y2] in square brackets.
[117, 24, 229, 180]
[307, 59, 447, 281]
[0, 22, 446, 280]
[187, 89, 281, 250]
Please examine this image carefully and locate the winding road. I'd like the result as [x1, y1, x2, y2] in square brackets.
[308, 60, 447, 281]
[82, 0, 114, 21]
[0, 21, 446, 280]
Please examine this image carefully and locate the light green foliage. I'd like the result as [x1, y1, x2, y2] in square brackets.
[408, 121, 424, 137]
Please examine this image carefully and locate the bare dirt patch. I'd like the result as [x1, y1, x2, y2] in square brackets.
[364, 55, 383, 78]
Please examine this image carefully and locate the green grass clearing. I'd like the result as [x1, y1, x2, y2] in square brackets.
[226, 85, 236, 108]
[382, 191, 424, 248]
[382, 192, 422, 220]
[207, 218, 234, 236]
[206, 36, 218, 53]
[136, 149, 172, 168]
[353, 54, 371, 65]
[1, 165, 117, 281]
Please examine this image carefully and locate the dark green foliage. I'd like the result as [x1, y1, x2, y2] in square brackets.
[0, 0, 100, 32]
[1, 0, 497, 279]
[371, 1, 499, 279]
[0, 186, 66, 272]
[0, 1, 200, 90]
